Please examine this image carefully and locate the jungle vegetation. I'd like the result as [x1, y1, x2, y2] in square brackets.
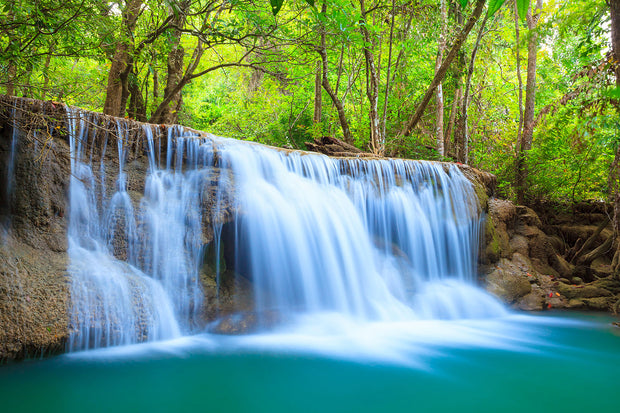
[0, 0, 618, 205]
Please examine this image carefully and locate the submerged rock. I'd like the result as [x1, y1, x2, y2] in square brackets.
[207, 311, 287, 335]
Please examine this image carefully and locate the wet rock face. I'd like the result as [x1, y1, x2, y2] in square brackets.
[0, 238, 69, 362]
[0, 101, 71, 362]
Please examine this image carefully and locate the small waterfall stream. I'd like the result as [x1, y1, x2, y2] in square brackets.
[64, 107, 505, 351]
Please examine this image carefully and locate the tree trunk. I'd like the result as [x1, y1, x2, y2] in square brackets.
[611, 0, 620, 89]
[514, 1, 525, 159]
[128, 68, 147, 121]
[401, 0, 485, 137]
[359, 0, 383, 154]
[608, 0, 620, 278]
[455, 13, 489, 164]
[317, 1, 353, 143]
[102, 0, 142, 117]
[6, 62, 17, 96]
[381, 0, 397, 142]
[434, 0, 448, 157]
[152, 3, 189, 124]
[445, 86, 462, 157]
[515, 0, 543, 204]
[313, 60, 322, 124]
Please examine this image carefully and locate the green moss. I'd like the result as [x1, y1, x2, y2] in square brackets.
[484, 218, 501, 262]
[472, 180, 489, 211]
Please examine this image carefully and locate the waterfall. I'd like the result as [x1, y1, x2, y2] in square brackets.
[64, 107, 504, 351]
[1, 105, 19, 235]
[214, 138, 504, 320]
[66, 109, 180, 351]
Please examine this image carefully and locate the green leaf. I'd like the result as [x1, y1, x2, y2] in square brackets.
[270, 0, 284, 15]
[603, 87, 620, 100]
[487, 0, 506, 17]
[517, 0, 530, 20]
[304, 0, 315, 6]
[458, 0, 468, 8]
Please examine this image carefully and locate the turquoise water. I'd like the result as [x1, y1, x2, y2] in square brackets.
[1, 312, 619, 413]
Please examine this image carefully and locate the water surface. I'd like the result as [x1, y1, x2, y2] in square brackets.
[1, 312, 618, 413]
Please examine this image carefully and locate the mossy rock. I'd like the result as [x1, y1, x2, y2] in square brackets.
[484, 219, 502, 263]
[581, 297, 614, 311]
[555, 283, 613, 300]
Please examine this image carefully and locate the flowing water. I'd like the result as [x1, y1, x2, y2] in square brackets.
[0, 313, 618, 412]
[64, 106, 507, 350]
[2, 107, 619, 411]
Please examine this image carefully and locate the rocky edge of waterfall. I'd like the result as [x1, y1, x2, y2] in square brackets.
[1, 95, 618, 362]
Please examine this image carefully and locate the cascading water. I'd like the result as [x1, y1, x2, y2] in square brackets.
[66, 109, 180, 351]
[1, 105, 19, 235]
[64, 106, 505, 351]
[216, 139, 505, 321]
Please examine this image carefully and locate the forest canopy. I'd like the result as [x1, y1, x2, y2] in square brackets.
[1, 0, 618, 204]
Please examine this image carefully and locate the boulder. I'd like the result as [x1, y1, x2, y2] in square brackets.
[484, 198, 516, 263]
[485, 257, 532, 303]
[517, 289, 545, 311]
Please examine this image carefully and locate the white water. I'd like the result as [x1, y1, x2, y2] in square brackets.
[64, 107, 505, 351]
[66, 110, 180, 351]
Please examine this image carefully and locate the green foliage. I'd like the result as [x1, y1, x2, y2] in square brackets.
[0, 0, 616, 207]
[527, 108, 617, 202]
[270, 0, 285, 15]
[516, 0, 530, 20]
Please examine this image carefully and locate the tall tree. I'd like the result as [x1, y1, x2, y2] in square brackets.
[455, 13, 490, 163]
[316, 1, 353, 143]
[400, 0, 486, 138]
[434, 0, 448, 156]
[515, 0, 543, 203]
[608, 0, 620, 278]
[359, 0, 383, 154]
[514, 0, 525, 164]
[103, 0, 142, 117]
[154, 0, 191, 124]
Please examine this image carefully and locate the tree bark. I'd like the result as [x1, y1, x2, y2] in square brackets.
[445, 86, 462, 157]
[608, 0, 620, 278]
[455, 13, 489, 164]
[514, 1, 525, 159]
[128, 68, 147, 121]
[313, 60, 322, 124]
[516, 0, 543, 204]
[359, 0, 382, 154]
[381, 0, 397, 142]
[401, 0, 485, 138]
[103, 0, 142, 117]
[611, 0, 620, 89]
[152, 2, 189, 124]
[434, 0, 448, 157]
[359, 0, 383, 155]
[317, 1, 353, 143]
